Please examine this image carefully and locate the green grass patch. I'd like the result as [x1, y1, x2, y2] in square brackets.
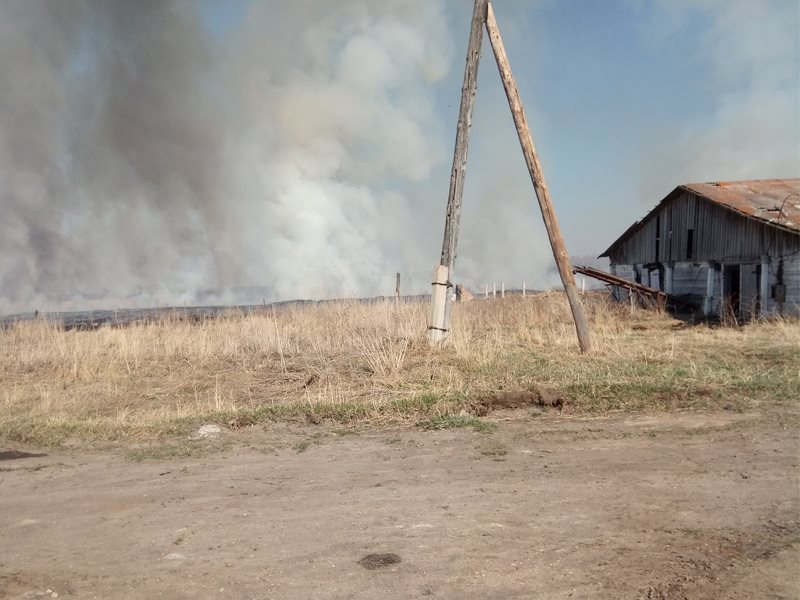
[126, 440, 230, 461]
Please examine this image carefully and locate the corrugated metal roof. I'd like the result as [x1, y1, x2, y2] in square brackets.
[683, 179, 800, 232]
[600, 178, 800, 257]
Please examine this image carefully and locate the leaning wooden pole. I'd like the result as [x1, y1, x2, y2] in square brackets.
[485, 2, 592, 352]
[428, 0, 488, 344]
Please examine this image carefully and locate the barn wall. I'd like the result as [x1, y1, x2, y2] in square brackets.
[605, 190, 800, 317]
[738, 262, 761, 319]
[608, 264, 636, 302]
[608, 256, 800, 317]
[672, 263, 707, 306]
[774, 254, 800, 316]
[608, 261, 710, 311]
[608, 192, 800, 265]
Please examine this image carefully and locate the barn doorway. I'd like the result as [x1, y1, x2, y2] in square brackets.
[724, 265, 741, 316]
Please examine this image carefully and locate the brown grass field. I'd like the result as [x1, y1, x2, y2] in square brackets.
[1, 293, 798, 445]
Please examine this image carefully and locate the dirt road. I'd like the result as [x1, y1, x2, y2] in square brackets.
[1, 411, 798, 599]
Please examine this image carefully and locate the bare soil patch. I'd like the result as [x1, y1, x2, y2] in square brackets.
[0, 451, 47, 461]
[1, 409, 797, 599]
[474, 384, 565, 414]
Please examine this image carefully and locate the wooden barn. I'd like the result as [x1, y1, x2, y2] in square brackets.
[600, 179, 800, 318]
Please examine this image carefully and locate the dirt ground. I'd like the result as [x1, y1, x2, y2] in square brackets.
[1, 410, 798, 600]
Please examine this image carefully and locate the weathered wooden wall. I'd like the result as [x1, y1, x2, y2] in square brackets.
[608, 192, 800, 265]
[775, 255, 800, 316]
[611, 259, 799, 317]
[605, 191, 800, 317]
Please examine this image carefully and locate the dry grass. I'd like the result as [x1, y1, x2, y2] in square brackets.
[1, 293, 798, 445]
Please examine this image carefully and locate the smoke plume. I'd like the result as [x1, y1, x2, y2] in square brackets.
[1, 1, 796, 313]
[0, 0, 453, 312]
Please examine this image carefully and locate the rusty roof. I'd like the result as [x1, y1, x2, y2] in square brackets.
[683, 179, 800, 231]
[601, 178, 800, 257]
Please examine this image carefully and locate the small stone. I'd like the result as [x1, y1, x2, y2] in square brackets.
[194, 424, 222, 438]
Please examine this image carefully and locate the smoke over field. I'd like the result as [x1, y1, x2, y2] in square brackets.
[1, 0, 797, 314]
[0, 0, 454, 312]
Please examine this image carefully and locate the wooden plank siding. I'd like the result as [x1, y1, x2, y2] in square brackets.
[609, 192, 800, 265]
[775, 255, 800, 316]
[605, 191, 800, 317]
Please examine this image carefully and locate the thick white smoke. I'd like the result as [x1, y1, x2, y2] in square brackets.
[0, 0, 454, 313]
[1, 1, 796, 314]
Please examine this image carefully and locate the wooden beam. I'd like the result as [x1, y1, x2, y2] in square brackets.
[440, 0, 487, 271]
[429, 0, 487, 344]
[484, 2, 592, 352]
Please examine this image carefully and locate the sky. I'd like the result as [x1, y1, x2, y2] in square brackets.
[1, 0, 798, 313]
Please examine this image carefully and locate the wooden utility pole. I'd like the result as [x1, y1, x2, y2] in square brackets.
[485, 2, 592, 352]
[395, 272, 401, 304]
[428, 0, 488, 344]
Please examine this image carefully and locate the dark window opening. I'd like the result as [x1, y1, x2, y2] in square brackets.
[686, 229, 694, 260]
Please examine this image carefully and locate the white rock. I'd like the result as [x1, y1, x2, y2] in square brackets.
[194, 424, 222, 438]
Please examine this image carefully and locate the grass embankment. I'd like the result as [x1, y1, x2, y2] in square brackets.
[1, 294, 798, 445]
